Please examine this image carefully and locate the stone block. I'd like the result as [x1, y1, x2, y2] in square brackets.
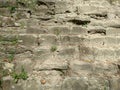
[71, 27, 87, 35]
[106, 28, 120, 36]
[70, 60, 94, 75]
[55, 1, 68, 14]
[40, 35, 58, 46]
[79, 46, 95, 61]
[58, 47, 75, 56]
[61, 77, 88, 90]
[115, 48, 120, 59]
[104, 37, 117, 46]
[14, 58, 34, 73]
[27, 26, 48, 34]
[77, 5, 107, 15]
[0, 16, 15, 27]
[89, 37, 105, 46]
[105, 20, 120, 28]
[94, 47, 115, 61]
[0, 0, 16, 7]
[0, 8, 10, 16]
[18, 34, 37, 46]
[60, 35, 81, 45]
[50, 26, 70, 35]
[0, 34, 18, 42]
[34, 57, 68, 71]
[31, 70, 63, 86]
[109, 77, 120, 90]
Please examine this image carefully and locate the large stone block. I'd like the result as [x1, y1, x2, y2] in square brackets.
[77, 5, 108, 15]
[0, 27, 26, 34]
[34, 57, 68, 71]
[30, 70, 63, 86]
[18, 34, 37, 46]
[70, 60, 94, 76]
[61, 77, 88, 90]
[94, 47, 115, 61]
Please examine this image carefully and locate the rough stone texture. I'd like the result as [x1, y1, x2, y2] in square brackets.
[0, 0, 120, 90]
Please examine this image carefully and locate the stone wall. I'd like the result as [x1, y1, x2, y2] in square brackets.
[0, 0, 120, 90]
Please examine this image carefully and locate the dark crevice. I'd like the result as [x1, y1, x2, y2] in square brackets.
[88, 13, 108, 19]
[68, 19, 90, 25]
[88, 29, 106, 35]
[37, 0, 55, 8]
[51, 68, 67, 75]
[117, 64, 120, 70]
[27, 10, 32, 16]
[37, 1, 48, 7]
[95, 14, 107, 18]
[117, 64, 120, 75]
[65, 10, 71, 13]
[37, 68, 68, 75]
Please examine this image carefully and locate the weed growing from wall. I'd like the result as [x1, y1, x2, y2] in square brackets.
[11, 66, 28, 83]
[50, 46, 57, 52]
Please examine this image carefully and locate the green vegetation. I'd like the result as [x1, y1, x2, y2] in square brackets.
[50, 46, 57, 52]
[0, 36, 18, 45]
[9, 6, 16, 13]
[11, 67, 28, 83]
[7, 54, 15, 62]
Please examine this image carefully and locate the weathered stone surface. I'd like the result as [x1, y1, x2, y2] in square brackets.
[61, 77, 88, 90]
[106, 28, 120, 36]
[50, 26, 70, 35]
[55, 1, 68, 14]
[0, 0, 16, 7]
[40, 34, 58, 46]
[27, 26, 48, 34]
[34, 55, 68, 71]
[0, 0, 120, 90]
[0, 16, 15, 27]
[18, 34, 37, 46]
[71, 27, 87, 35]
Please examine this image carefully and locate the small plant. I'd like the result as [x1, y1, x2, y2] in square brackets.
[8, 54, 15, 62]
[9, 6, 16, 13]
[50, 46, 57, 52]
[11, 67, 28, 83]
